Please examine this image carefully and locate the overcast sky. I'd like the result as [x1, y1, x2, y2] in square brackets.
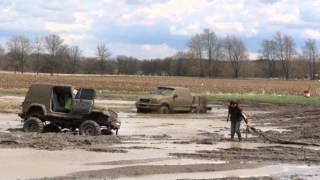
[0, 0, 319, 59]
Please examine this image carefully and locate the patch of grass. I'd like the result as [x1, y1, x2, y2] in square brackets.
[206, 94, 320, 107]
[0, 87, 319, 107]
[0, 88, 27, 96]
[0, 88, 147, 98]
[96, 90, 148, 98]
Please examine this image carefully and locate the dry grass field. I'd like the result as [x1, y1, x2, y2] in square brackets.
[0, 72, 319, 96]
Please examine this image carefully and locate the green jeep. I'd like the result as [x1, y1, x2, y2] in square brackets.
[19, 84, 120, 136]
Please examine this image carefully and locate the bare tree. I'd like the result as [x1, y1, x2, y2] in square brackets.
[56, 45, 72, 73]
[172, 51, 193, 60]
[273, 32, 295, 80]
[32, 36, 44, 74]
[44, 34, 64, 75]
[44, 34, 64, 56]
[223, 35, 247, 78]
[0, 44, 5, 69]
[201, 29, 219, 77]
[0, 44, 4, 56]
[69, 46, 82, 74]
[96, 43, 111, 74]
[261, 39, 277, 78]
[211, 39, 223, 77]
[188, 34, 204, 76]
[303, 39, 318, 80]
[6, 35, 31, 73]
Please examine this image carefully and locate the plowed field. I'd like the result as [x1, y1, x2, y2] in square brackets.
[0, 72, 319, 96]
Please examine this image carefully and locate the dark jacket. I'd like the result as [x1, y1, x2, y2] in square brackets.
[228, 106, 245, 122]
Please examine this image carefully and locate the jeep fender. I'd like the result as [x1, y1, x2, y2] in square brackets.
[26, 104, 47, 116]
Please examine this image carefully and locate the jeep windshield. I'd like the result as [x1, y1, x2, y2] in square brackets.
[155, 87, 174, 95]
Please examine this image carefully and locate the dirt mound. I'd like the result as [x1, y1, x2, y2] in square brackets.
[171, 145, 320, 164]
[0, 132, 121, 150]
[71, 163, 259, 179]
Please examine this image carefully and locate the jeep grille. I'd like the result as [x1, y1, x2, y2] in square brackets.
[140, 99, 150, 103]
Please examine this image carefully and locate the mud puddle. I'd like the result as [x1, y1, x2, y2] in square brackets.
[0, 98, 319, 179]
[0, 148, 225, 180]
[117, 164, 320, 180]
[0, 113, 21, 132]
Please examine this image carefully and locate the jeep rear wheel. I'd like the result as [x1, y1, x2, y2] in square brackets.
[159, 105, 170, 114]
[23, 117, 44, 133]
[79, 120, 101, 136]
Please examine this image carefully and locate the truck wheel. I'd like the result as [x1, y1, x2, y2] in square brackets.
[101, 128, 113, 135]
[159, 105, 169, 114]
[43, 123, 61, 133]
[23, 117, 44, 133]
[79, 120, 101, 136]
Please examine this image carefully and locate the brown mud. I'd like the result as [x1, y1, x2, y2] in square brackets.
[0, 97, 320, 179]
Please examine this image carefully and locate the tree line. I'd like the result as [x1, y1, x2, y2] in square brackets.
[0, 30, 318, 79]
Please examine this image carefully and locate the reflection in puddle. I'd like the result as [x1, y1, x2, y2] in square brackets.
[0, 113, 21, 132]
[0, 148, 168, 180]
[0, 148, 224, 180]
[120, 164, 320, 180]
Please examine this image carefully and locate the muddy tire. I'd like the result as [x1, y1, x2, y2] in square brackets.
[137, 108, 149, 113]
[101, 128, 113, 135]
[43, 123, 61, 133]
[23, 117, 44, 133]
[159, 105, 170, 114]
[79, 120, 101, 136]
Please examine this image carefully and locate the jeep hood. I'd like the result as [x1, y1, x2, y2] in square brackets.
[142, 94, 168, 101]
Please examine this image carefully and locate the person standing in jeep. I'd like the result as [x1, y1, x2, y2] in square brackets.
[64, 94, 72, 112]
[226, 100, 248, 141]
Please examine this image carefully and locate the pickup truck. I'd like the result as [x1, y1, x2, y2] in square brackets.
[136, 86, 210, 114]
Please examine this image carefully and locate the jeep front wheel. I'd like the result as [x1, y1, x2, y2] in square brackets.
[159, 105, 170, 114]
[79, 120, 101, 136]
[23, 117, 44, 133]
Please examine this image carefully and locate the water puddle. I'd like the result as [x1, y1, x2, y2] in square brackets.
[0, 148, 224, 180]
[119, 164, 320, 180]
[0, 113, 21, 132]
[0, 148, 167, 180]
[0, 100, 319, 180]
[262, 127, 290, 133]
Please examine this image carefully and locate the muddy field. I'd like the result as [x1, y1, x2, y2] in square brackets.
[0, 72, 320, 95]
[0, 96, 320, 179]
